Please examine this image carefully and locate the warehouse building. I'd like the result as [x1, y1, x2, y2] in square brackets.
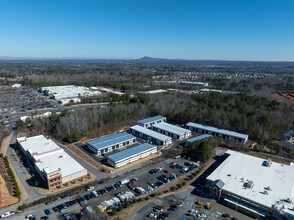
[107, 143, 157, 168]
[129, 125, 172, 147]
[17, 135, 87, 189]
[40, 85, 101, 101]
[151, 122, 191, 140]
[17, 135, 60, 160]
[137, 115, 166, 128]
[86, 132, 136, 155]
[206, 150, 294, 219]
[186, 122, 248, 143]
[185, 134, 212, 146]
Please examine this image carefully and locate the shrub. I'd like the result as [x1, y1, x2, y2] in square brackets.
[145, 196, 149, 200]
[118, 204, 123, 211]
[124, 198, 129, 208]
[111, 209, 117, 216]
[170, 186, 176, 191]
[150, 193, 156, 198]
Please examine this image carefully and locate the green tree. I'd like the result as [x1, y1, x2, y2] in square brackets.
[184, 140, 214, 162]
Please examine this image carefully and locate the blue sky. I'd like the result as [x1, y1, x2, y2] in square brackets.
[0, 0, 293, 61]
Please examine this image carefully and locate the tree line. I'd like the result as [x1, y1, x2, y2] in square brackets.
[17, 92, 294, 146]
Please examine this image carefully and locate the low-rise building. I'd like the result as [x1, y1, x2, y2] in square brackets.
[185, 134, 212, 146]
[86, 132, 136, 155]
[107, 143, 157, 168]
[151, 122, 191, 140]
[137, 115, 166, 128]
[186, 122, 248, 143]
[40, 85, 101, 101]
[129, 125, 172, 147]
[206, 150, 294, 219]
[17, 135, 87, 189]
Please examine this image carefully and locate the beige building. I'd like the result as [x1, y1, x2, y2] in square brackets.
[17, 135, 87, 189]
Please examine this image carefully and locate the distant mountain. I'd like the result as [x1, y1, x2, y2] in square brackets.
[138, 56, 170, 61]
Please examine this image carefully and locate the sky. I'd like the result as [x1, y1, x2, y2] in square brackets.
[0, 0, 294, 61]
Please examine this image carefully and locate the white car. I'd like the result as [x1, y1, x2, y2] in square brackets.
[86, 186, 94, 191]
[148, 213, 157, 219]
[92, 190, 98, 197]
[1, 212, 11, 218]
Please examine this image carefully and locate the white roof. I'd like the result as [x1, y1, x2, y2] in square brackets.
[18, 135, 60, 156]
[186, 122, 248, 140]
[34, 149, 86, 178]
[130, 125, 171, 142]
[152, 122, 191, 136]
[207, 150, 294, 216]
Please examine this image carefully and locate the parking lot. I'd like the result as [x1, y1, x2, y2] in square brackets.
[128, 186, 220, 220]
[13, 156, 200, 220]
[0, 90, 55, 114]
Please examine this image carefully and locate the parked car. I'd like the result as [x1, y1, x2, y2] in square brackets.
[45, 200, 53, 205]
[1, 212, 11, 218]
[148, 213, 158, 219]
[59, 208, 67, 213]
[44, 209, 51, 215]
[163, 169, 170, 174]
[61, 194, 69, 199]
[153, 207, 163, 213]
[147, 181, 155, 187]
[86, 186, 94, 191]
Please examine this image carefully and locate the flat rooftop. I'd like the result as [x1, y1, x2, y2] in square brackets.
[186, 122, 248, 140]
[86, 132, 135, 150]
[34, 149, 86, 177]
[137, 115, 166, 125]
[130, 125, 171, 142]
[207, 150, 294, 216]
[18, 135, 60, 155]
[108, 143, 156, 163]
[152, 122, 190, 136]
[186, 134, 212, 143]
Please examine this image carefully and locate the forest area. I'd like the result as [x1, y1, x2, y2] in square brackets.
[17, 92, 294, 147]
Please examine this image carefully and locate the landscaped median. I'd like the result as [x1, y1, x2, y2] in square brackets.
[110, 160, 210, 220]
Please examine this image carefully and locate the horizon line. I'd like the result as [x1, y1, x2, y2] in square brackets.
[0, 56, 293, 63]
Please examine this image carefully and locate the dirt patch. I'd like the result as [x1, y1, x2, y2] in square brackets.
[0, 175, 18, 208]
[0, 133, 12, 156]
[274, 91, 294, 102]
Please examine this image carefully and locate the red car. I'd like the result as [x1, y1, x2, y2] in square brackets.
[163, 169, 170, 174]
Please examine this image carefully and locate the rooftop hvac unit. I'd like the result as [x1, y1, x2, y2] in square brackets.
[265, 159, 272, 167]
[246, 181, 254, 189]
